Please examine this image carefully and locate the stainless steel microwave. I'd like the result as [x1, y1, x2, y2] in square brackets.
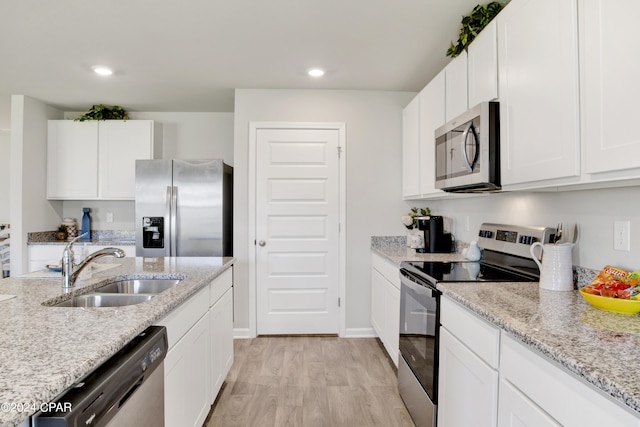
[434, 101, 500, 192]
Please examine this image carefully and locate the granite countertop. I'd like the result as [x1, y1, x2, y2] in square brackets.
[372, 238, 640, 418]
[0, 256, 234, 427]
[27, 230, 136, 246]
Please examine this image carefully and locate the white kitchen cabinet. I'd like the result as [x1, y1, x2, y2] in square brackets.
[581, 0, 640, 177]
[468, 20, 498, 108]
[439, 296, 499, 427]
[402, 95, 421, 199]
[47, 120, 161, 200]
[418, 70, 447, 198]
[27, 243, 135, 272]
[164, 309, 211, 427]
[497, 0, 580, 186]
[370, 252, 400, 365]
[445, 51, 468, 121]
[498, 379, 560, 427]
[156, 267, 234, 427]
[209, 268, 234, 401]
[47, 121, 99, 199]
[500, 334, 640, 427]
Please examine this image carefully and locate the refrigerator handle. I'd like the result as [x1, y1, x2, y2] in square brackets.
[165, 186, 172, 257]
[170, 186, 178, 256]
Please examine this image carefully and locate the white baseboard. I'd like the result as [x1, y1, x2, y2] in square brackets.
[344, 327, 376, 338]
[232, 328, 252, 339]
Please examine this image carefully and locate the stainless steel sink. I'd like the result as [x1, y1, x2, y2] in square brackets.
[54, 294, 155, 308]
[94, 279, 181, 295]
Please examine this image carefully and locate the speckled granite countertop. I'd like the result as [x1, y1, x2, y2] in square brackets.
[27, 230, 135, 246]
[372, 237, 640, 419]
[0, 256, 233, 427]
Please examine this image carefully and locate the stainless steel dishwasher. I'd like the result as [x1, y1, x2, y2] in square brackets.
[33, 325, 167, 427]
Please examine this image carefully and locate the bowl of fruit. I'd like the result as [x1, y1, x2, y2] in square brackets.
[580, 266, 640, 314]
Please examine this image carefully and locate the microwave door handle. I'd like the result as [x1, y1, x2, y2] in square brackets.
[461, 122, 479, 172]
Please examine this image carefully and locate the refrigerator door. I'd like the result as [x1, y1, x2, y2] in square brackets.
[173, 160, 224, 256]
[135, 160, 172, 257]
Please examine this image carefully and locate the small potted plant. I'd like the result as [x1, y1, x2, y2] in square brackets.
[401, 207, 431, 248]
[55, 225, 68, 241]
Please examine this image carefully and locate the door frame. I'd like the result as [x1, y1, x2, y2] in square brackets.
[248, 122, 347, 338]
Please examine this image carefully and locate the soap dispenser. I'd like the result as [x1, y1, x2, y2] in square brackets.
[80, 208, 91, 241]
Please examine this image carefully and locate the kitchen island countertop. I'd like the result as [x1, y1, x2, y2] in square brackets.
[0, 256, 233, 427]
[372, 241, 640, 419]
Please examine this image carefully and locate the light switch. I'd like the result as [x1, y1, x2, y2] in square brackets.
[106, 212, 114, 223]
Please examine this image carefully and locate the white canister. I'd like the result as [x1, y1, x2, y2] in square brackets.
[530, 242, 574, 291]
[409, 233, 424, 249]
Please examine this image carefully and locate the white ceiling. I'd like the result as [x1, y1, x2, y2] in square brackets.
[0, 0, 480, 113]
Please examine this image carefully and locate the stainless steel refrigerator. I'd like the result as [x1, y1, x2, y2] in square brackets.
[135, 159, 233, 257]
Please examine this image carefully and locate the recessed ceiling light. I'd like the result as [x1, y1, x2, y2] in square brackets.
[308, 68, 325, 77]
[92, 66, 113, 76]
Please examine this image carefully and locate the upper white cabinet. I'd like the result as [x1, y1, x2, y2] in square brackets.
[445, 51, 469, 121]
[47, 121, 99, 199]
[497, 0, 580, 186]
[468, 20, 498, 108]
[47, 120, 161, 200]
[402, 95, 421, 199]
[581, 0, 640, 176]
[418, 70, 446, 198]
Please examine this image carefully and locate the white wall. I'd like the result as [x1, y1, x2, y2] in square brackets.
[60, 111, 234, 230]
[233, 89, 414, 336]
[423, 186, 640, 272]
[0, 131, 10, 222]
[10, 95, 64, 275]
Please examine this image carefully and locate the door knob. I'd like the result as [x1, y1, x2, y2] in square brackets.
[258, 240, 266, 247]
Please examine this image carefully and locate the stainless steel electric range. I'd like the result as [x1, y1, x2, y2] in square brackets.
[397, 223, 556, 427]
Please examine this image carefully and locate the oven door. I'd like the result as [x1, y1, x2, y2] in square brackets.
[399, 269, 440, 402]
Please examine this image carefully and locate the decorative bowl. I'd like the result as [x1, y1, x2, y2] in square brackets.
[579, 288, 640, 315]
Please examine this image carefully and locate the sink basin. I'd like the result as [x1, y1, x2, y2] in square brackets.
[54, 294, 155, 308]
[94, 279, 181, 295]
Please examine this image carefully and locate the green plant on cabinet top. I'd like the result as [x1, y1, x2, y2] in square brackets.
[75, 104, 129, 121]
[446, 2, 505, 58]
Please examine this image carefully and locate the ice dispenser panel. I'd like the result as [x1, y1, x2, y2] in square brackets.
[142, 217, 164, 249]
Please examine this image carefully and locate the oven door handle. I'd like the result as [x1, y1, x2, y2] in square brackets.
[400, 270, 436, 297]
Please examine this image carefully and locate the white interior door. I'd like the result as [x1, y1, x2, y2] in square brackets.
[255, 127, 341, 335]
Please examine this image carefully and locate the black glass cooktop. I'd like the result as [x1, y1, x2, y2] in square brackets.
[402, 260, 538, 284]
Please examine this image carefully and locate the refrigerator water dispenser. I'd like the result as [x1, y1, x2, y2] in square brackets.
[142, 217, 164, 249]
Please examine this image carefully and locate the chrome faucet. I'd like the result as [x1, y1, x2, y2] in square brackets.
[61, 233, 126, 288]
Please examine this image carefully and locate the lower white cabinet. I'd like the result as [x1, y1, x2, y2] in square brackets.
[157, 267, 234, 427]
[498, 379, 560, 427]
[500, 334, 640, 427]
[163, 308, 211, 427]
[370, 252, 400, 365]
[439, 297, 499, 427]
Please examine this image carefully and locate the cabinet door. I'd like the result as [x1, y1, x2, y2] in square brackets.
[498, 0, 580, 185]
[47, 121, 98, 199]
[445, 51, 468, 121]
[370, 268, 386, 340]
[164, 311, 211, 427]
[438, 327, 498, 427]
[498, 379, 560, 427]
[210, 287, 234, 401]
[383, 278, 399, 366]
[98, 120, 154, 199]
[581, 0, 640, 174]
[468, 20, 498, 108]
[418, 70, 446, 197]
[402, 95, 421, 198]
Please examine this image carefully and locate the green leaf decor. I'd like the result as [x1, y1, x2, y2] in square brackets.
[446, 2, 506, 58]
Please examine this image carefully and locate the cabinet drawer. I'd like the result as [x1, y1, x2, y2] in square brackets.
[210, 267, 233, 307]
[156, 286, 208, 349]
[501, 334, 640, 427]
[371, 252, 400, 289]
[441, 296, 500, 368]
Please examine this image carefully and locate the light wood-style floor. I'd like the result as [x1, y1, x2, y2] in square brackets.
[205, 336, 415, 427]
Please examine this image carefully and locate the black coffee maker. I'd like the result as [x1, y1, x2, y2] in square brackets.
[415, 216, 453, 253]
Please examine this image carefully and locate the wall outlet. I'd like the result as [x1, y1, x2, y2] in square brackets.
[106, 212, 114, 223]
[614, 220, 630, 251]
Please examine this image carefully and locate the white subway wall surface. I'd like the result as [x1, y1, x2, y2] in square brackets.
[233, 88, 415, 336]
[62, 201, 134, 231]
[422, 186, 640, 272]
